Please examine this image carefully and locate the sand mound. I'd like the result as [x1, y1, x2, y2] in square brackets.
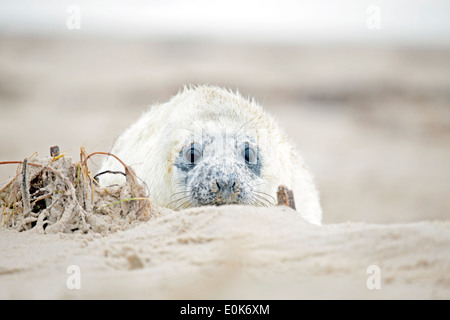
[0, 205, 449, 299]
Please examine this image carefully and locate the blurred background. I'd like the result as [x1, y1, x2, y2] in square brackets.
[0, 0, 449, 224]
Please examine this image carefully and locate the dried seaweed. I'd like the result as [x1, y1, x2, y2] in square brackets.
[0, 146, 153, 234]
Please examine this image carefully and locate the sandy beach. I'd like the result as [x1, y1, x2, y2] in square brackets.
[1, 206, 449, 299]
[1, 36, 449, 299]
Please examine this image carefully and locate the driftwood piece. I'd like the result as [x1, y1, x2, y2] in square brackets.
[21, 158, 32, 216]
[276, 185, 296, 210]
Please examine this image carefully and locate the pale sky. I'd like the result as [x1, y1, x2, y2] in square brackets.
[0, 0, 449, 45]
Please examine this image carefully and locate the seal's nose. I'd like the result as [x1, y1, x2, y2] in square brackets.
[212, 176, 240, 203]
[215, 178, 238, 192]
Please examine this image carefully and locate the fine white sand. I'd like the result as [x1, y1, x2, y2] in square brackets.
[1, 205, 449, 299]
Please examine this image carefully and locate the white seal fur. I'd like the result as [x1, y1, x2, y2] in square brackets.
[98, 86, 322, 225]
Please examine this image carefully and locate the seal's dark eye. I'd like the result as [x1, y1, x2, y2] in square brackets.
[242, 142, 257, 165]
[185, 143, 202, 165]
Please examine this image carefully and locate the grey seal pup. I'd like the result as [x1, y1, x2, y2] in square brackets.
[98, 86, 322, 225]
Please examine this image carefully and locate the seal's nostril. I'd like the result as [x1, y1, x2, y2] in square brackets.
[216, 181, 221, 191]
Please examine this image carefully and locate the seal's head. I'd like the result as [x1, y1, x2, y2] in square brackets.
[98, 86, 322, 225]
[173, 132, 266, 208]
